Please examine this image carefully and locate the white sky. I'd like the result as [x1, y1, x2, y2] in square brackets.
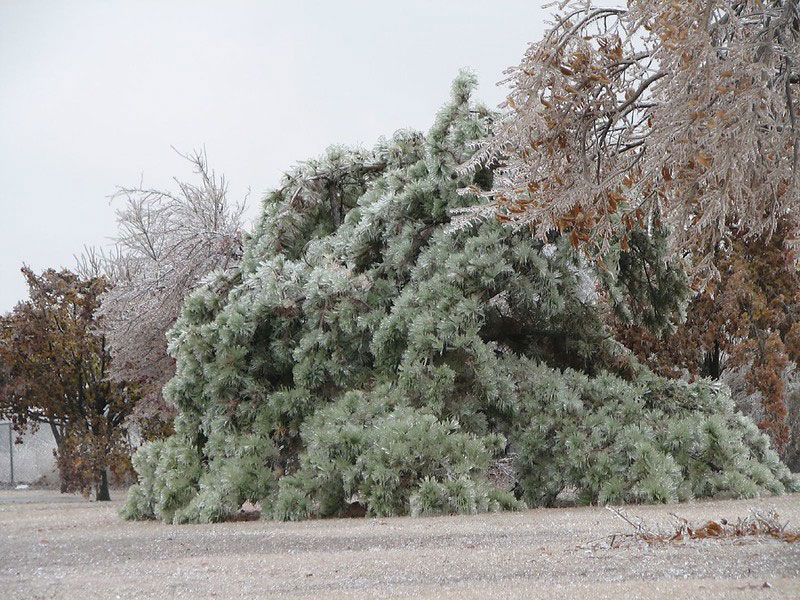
[0, 1, 549, 313]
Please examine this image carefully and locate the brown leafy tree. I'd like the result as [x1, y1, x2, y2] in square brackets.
[462, 0, 799, 282]
[615, 217, 800, 466]
[0, 268, 137, 500]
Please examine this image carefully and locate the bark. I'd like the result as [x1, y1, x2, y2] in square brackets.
[704, 339, 722, 380]
[96, 469, 111, 502]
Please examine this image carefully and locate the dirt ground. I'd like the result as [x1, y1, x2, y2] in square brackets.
[0, 489, 798, 599]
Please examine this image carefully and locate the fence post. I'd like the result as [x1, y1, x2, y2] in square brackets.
[7, 423, 13, 487]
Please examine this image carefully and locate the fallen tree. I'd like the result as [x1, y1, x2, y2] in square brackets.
[122, 74, 797, 524]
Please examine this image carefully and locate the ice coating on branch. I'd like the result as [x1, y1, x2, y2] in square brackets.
[462, 0, 800, 283]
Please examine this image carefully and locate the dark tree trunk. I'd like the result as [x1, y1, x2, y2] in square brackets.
[49, 421, 69, 493]
[96, 469, 111, 501]
[704, 339, 722, 380]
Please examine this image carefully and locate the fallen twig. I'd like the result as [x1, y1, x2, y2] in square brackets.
[581, 506, 800, 550]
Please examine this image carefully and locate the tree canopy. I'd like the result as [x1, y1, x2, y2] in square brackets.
[463, 0, 800, 281]
[0, 268, 137, 499]
[121, 75, 797, 524]
[79, 150, 246, 438]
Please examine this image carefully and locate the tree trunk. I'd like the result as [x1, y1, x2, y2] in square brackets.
[704, 339, 721, 380]
[96, 469, 111, 501]
[49, 421, 69, 493]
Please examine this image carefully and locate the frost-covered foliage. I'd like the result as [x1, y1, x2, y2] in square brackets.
[510, 359, 791, 506]
[615, 219, 800, 464]
[122, 74, 797, 524]
[83, 150, 245, 436]
[462, 0, 800, 281]
[723, 363, 800, 473]
[272, 389, 521, 520]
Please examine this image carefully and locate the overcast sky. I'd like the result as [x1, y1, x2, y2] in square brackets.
[0, 1, 549, 313]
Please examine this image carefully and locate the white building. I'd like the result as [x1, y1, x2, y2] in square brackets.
[0, 421, 59, 485]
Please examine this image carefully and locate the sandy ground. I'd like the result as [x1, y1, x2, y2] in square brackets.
[0, 489, 798, 599]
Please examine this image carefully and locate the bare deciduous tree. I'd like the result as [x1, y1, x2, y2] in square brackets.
[79, 150, 246, 433]
[462, 0, 800, 281]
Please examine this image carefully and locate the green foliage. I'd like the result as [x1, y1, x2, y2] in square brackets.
[123, 73, 797, 524]
[599, 226, 691, 335]
[120, 412, 277, 523]
[507, 358, 796, 507]
[275, 390, 497, 519]
[119, 430, 202, 523]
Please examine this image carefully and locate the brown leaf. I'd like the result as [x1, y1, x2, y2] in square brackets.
[696, 152, 713, 168]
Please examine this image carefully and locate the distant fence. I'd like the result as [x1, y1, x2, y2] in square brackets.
[0, 421, 58, 485]
[0, 421, 12, 484]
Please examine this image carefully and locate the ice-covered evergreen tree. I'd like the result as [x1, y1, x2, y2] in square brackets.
[122, 74, 797, 523]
